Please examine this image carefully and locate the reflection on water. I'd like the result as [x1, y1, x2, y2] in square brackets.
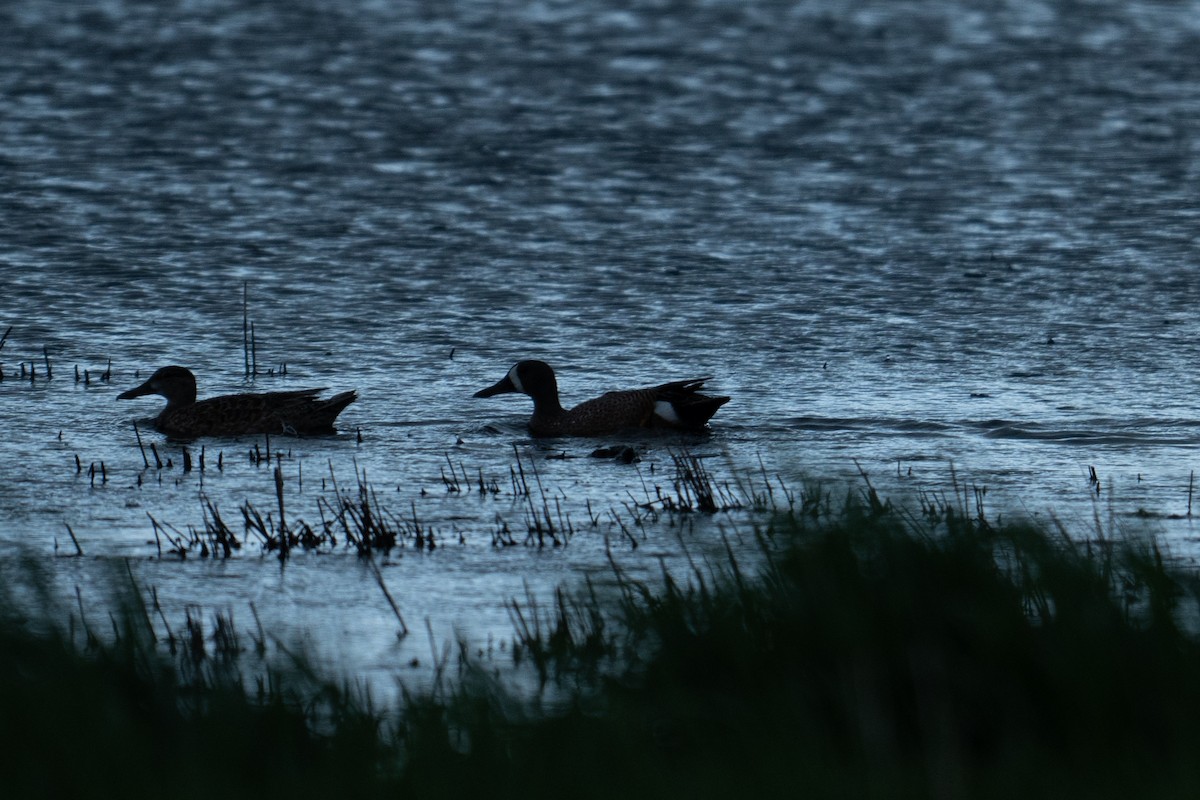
[2, 0, 1199, 695]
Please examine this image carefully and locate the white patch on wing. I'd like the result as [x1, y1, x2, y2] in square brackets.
[653, 400, 680, 424]
[508, 365, 524, 394]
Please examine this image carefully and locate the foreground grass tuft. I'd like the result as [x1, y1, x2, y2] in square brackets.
[5, 494, 1200, 798]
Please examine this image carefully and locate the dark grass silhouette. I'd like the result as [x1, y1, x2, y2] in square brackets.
[5, 489, 1200, 799]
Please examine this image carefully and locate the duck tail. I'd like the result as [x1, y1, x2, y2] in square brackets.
[321, 390, 358, 421]
[672, 393, 730, 428]
[291, 390, 358, 433]
[654, 378, 729, 428]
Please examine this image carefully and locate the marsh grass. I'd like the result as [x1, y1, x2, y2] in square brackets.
[411, 495, 1200, 800]
[0, 562, 392, 800]
[318, 463, 437, 555]
[14, 481, 1200, 798]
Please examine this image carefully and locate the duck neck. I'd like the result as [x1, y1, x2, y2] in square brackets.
[529, 389, 564, 418]
[163, 386, 197, 411]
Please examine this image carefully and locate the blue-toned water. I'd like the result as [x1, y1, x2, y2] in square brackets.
[2, 0, 1199, 694]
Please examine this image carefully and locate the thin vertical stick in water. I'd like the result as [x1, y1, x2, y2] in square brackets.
[274, 462, 287, 540]
[147, 513, 163, 558]
[243, 281, 250, 377]
[133, 422, 150, 468]
[1180, 470, 1190, 520]
[0, 326, 10, 380]
[43, 345, 52, 379]
[271, 464, 291, 559]
[64, 523, 83, 556]
[369, 558, 409, 637]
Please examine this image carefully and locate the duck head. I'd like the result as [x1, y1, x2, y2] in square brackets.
[474, 360, 560, 405]
[117, 366, 198, 409]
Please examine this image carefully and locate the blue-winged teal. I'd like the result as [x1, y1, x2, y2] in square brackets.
[474, 360, 729, 437]
[117, 366, 357, 437]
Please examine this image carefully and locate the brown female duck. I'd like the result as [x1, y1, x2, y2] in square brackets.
[118, 366, 356, 437]
[474, 360, 729, 437]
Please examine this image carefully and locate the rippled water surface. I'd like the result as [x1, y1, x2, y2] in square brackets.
[3, 0, 1199, 693]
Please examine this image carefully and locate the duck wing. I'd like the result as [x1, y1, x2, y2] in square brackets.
[157, 389, 356, 437]
[559, 379, 728, 434]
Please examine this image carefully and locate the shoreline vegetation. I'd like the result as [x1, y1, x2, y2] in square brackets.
[6, 474, 1200, 798]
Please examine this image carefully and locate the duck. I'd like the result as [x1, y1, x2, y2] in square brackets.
[474, 360, 729, 437]
[117, 366, 357, 437]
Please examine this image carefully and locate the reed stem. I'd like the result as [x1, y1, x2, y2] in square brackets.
[133, 422, 149, 469]
[243, 281, 250, 377]
[64, 523, 83, 556]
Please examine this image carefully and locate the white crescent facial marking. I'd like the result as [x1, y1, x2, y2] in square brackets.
[508, 365, 524, 394]
[653, 400, 680, 424]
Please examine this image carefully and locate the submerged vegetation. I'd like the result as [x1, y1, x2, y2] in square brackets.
[6, 483, 1200, 799]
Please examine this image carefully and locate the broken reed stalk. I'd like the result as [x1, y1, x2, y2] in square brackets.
[442, 452, 462, 492]
[147, 513, 164, 558]
[243, 281, 250, 377]
[368, 558, 409, 637]
[42, 345, 52, 379]
[609, 510, 638, 549]
[248, 602, 267, 656]
[274, 462, 288, 550]
[200, 496, 240, 558]
[0, 325, 11, 351]
[518, 453, 551, 543]
[240, 502, 273, 546]
[64, 523, 83, 556]
[511, 444, 531, 495]
[1189, 470, 1195, 518]
[87, 462, 107, 487]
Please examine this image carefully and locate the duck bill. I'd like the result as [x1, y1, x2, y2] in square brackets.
[117, 379, 156, 400]
[474, 374, 517, 398]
